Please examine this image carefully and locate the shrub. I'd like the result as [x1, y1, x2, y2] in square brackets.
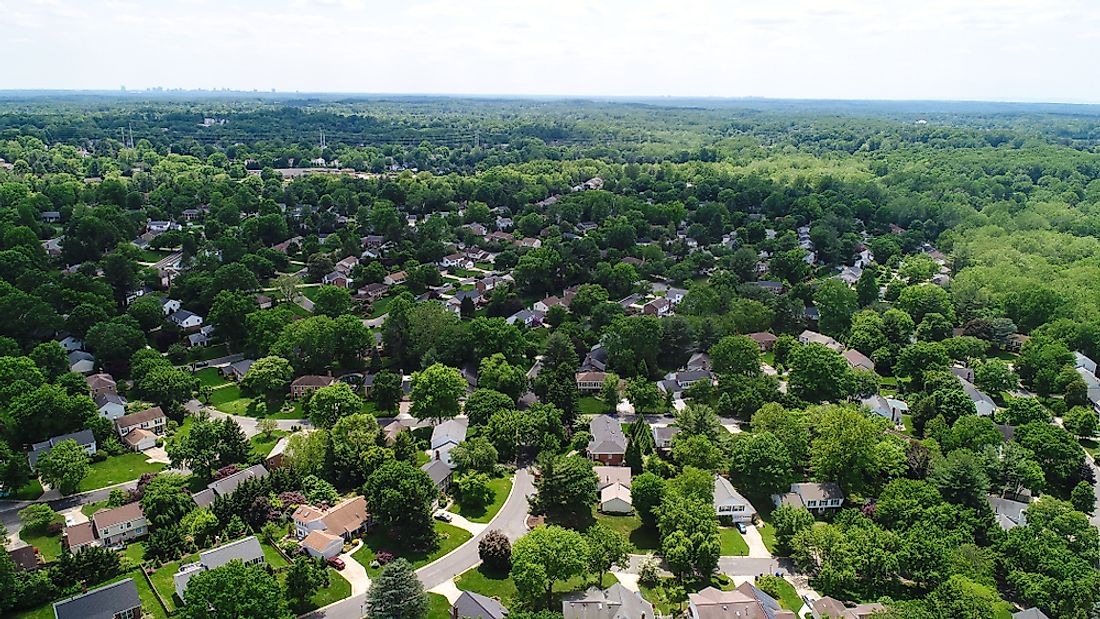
[376, 550, 396, 565]
[478, 529, 511, 572]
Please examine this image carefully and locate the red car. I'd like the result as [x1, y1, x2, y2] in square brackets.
[327, 557, 346, 570]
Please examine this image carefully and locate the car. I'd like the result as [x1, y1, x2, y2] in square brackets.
[327, 557, 345, 570]
[735, 521, 747, 534]
[434, 511, 453, 522]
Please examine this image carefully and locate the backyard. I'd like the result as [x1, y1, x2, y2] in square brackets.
[447, 476, 512, 523]
[351, 521, 472, 577]
[78, 452, 166, 493]
[13, 569, 167, 619]
[194, 366, 230, 388]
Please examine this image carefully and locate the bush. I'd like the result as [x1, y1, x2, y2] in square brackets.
[637, 555, 660, 588]
[376, 550, 396, 565]
[18, 504, 59, 531]
[454, 472, 494, 508]
[478, 529, 511, 572]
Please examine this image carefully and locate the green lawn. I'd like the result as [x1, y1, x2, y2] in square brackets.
[578, 396, 606, 415]
[352, 522, 472, 577]
[194, 366, 230, 388]
[641, 574, 736, 615]
[368, 296, 393, 318]
[427, 592, 453, 619]
[148, 552, 199, 611]
[592, 512, 661, 552]
[250, 430, 289, 460]
[78, 453, 166, 493]
[8, 478, 44, 500]
[209, 384, 253, 415]
[136, 249, 171, 262]
[269, 400, 306, 419]
[287, 567, 351, 613]
[760, 576, 803, 611]
[188, 343, 230, 362]
[261, 540, 289, 568]
[121, 541, 147, 565]
[758, 522, 778, 555]
[719, 527, 749, 556]
[901, 414, 915, 436]
[19, 528, 63, 562]
[82, 500, 108, 518]
[1081, 438, 1099, 458]
[456, 564, 617, 609]
[448, 476, 511, 523]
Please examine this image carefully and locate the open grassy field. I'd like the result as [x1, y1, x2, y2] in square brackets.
[78, 453, 166, 493]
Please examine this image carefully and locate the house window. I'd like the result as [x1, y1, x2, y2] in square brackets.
[806, 500, 817, 507]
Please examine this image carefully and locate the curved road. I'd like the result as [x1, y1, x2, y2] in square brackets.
[305, 468, 534, 619]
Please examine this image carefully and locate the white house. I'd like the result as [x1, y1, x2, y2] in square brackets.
[861, 394, 908, 426]
[713, 475, 755, 523]
[92, 502, 146, 547]
[160, 298, 182, 316]
[595, 466, 633, 515]
[292, 496, 369, 559]
[174, 537, 265, 601]
[68, 350, 95, 374]
[773, 482, 844, 514]
[95, 394, 128, 421]
[430, 418, 468, 468]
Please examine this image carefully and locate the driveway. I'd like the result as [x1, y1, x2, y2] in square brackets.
[195, 400, 313, 438]
[142, 446, 170, 464]
[742, 525, 772, 559]
[336, 541, 371, 596]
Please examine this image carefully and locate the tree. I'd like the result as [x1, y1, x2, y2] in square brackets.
[531, 454, 597, 523]
[451, 437, 498, 474]
[931, 449, 990, 508]
[208, 291, 254, 342]
[895, 341, 950, 390]
[312, 285, 352, 318]
[788, 343, 850, 403]
[751, 403, 811, 469]
[1014, 422, 1084, 493]
[305, 382, 364, 428]
[477, 353, 527, 402]
[625, 377, 661, 414]
[915, 313, 953, 342]
[583, 522, 630, 579]
[856, 267, 879, 307]
[257, 418, 278, 438]
[898, 284, 955, 324]
[364, 558, 429, 619]
[18, 504, 59, 531]
[729, 431, 794, 495]
[240, 356, 293, 399]
[479, 529, 512, 572]
[35, 439, 88, 495]
[770, 504, 814, 555]
[1070, 481, 1094, 515]
[181, 560, 292, 619]
[671, 434, 726, 472]
[599, 372, 621, 413]
[363, 460, 437, 549]
[810, 405, 905, 495]
[137, 365, 199, 417]
[409, 363, 466, 422]
[675, 402, 723, 441]
[273, 274, 301, 306]
[140, 473, 195, 529]
[1062, 406, 1098, 438]
[285, 556, 328, 607]
[709, 335, 762, 377]
[29, 342, 68, 381]
[510, 525, 588, 609]
[632, 472, 666, 527]
[463, 388, 514, 427]
[454, 472, 494, 508]
[85, 318, 146, 375]
[973, 360, 1018, 394]
[371, 370, 403, 412]
[0, 442, 31, 496]
[814, 279, 858, 338]
[1001, 397, 1050, 426]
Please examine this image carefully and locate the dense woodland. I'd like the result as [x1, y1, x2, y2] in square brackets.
[0, 94, 1099, 619]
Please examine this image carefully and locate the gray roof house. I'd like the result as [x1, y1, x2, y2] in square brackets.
[452, 590, 509, 619]
[174, 536, 265, 601]
[713, 475, 755, 523]
[562, 583, 654, 619]
[587, 415, 628, 464]
[1012, 609, 1050, 619]
[957, 376, 998, 417]
[773, 482, 844, 513]
[28, 429, 96, 468]
[54, 578, 141, 619]
[989, 495, 1029, 530]
[207, 464, 269, 498]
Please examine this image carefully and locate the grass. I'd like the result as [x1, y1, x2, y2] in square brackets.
[368, 296, 393, 318]
[261, 540, 289, 568]
[427, 592, 453, 619]
[148, 551, 199, 611]
[578, 396, 606, 415]
[250, 430, 289, 460]
[136, 249, 171, 262]
[352, 522, 472, 577]
[188, 342, 230, 362]
[719, 527, 749, 556]
[1081, 438, 1099, 458]
[19, 527, 63, 562]
[77, 453, 166, 493]
[447, 476, 511, 523]
[761, 576, 803, 611]
[12, 569, 167, 619]
[455, 564, 617, 609]
[287, 567, 351, 613]
[901, 414, 915, 436]
[82, 500, 108, 518]
[592, 512, 661, 552]
[121, 541, 146, 565]
[758, 522, 778, 555]
[640, 574, 737, 615]
[209, 384, 253, 415]
[194, 366, 230, 388]
[7, 478, 44, 500]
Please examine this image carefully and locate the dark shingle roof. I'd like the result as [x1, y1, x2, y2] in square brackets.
[54, 578, 140, 619]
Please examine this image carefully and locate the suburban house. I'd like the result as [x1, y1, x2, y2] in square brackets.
[642, 297, 672, 317]
[92, 502, 147, 547]
[56, 334, 83, 352]
[441, 253, 475, 270]
[293, 496, 370, 559]
[95, 393, 128, 421]
[957, 376, 998, 417]
[41, 210, 61, 223]
[266, 437, 289, 469]
[168, 309, 204, 331]
[563, 583, 654, 619]
[290, 374, 335, 398]
[581, 344, 609, 372]
[335, 255, 359, 274]
[174, 536, 266, 601]
[575, 371, 607, 393]
[1075, 351, 1097, 375]
[87, 373, 117, 397]
[506, 308, 544, 327]
[8, 545, 40, 571]
[799, 330, 844, 352]
[322, 271, 350, 288]
[187, 325, 215, 347]
[53, 578, 141, 619]
[651, 425, 680, 454]
[713, 475, 756, 523]
[747, 332, 778, 351]
[989, 495, 1029, 530]
[357, 282, 388, 303]
[159, 298, 182, 315]
[452, 591, 509, 619]
[221, 359, 255, 381]
[28, 429, 97, 468]
[422, 458, 455, 493]
[809, 596, 887, 619]
[68, 350, 96, 374]
[430, 418, 468, 467]
[383, 271, 407, 286]
[689, 582, 796, 619]
[1012, 609, 1051, 619]
[63, 521, 98, 552]
[773, 482, 845, 514]
[207, 464, 269, 499]
[860, 394, 908, 426]
[843, 348, 876, 373]
[595, 466, 633, 514]
[686, 351, 710, 371]
[587, 415, 627, 465]
[115, 406, 167, 445]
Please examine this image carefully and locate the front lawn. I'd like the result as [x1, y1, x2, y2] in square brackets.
[640, 574, 737, 615]
[455, 564, 617, 609]
[368, 296, 393, 318]
[82, 500, 108, 518]
[592, 512, 661, 552]
[1081, 438, 1099, 458]
[352, 522, 472, 577]
[188, 343, 230, 362]
[757, 522, 778, 555]
[427, 592, 453, 619]
[19, 527, 63, 562]
[760, 576, 803, 611]
[78, 453, 166, 493]
[578, 396, 606, 415]
[719, 527, 749, 556]
[250, 430, 289, 460]
[8, 478, 43, 500]
[448, 476, 511, 523]
[194, 367, 230, 388]
[209, 384, 253, 415]
[286, 566, 351, 613]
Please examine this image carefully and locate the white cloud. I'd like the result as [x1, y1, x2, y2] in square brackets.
[0, 0, 1094, 102]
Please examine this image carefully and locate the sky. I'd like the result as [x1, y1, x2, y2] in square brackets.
[0, 0, 1097, 103]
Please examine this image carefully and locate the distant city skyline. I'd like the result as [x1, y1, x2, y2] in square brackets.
[1, 0, 1096, 104]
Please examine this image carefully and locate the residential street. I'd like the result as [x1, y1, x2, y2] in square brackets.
[195, 399, 315, 438]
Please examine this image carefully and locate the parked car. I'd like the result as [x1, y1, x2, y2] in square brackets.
[327, 557, 346, 570]
[434, 511, 453, 522]
[735, 521, 747, 534]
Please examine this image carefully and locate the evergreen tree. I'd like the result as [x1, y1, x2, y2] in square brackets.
[364, 559, 429, 619]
